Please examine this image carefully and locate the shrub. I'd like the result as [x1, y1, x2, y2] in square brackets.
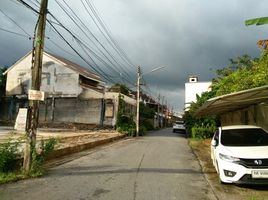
[30, 138, 57, 176]
[191, 124, 216, 139]
[140, 119, 154, 131]
[117, 123, 135, 136]
[0, 140, 20, 173]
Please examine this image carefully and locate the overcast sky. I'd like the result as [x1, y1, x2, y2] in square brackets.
[1, 0, 268, 112]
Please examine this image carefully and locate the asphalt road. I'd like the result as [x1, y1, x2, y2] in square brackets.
[0, 128, 216, 200]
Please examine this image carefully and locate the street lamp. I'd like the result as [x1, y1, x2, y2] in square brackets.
[136, 66, 166, 137]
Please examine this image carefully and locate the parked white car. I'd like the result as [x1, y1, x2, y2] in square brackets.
[172, 121, 186, 133]
[211, 125, 268, 184]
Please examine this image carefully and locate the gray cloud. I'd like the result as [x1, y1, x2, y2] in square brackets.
[1, 0, 268, 111]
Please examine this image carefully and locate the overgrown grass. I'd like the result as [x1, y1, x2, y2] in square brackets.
[191, 124, 216, 139]
[0, 137, 57, 184]
[248, 196, 265, 200]
[0, 172, 19, 184]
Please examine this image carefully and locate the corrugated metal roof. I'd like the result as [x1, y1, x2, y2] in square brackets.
[195, 85, 268, 116]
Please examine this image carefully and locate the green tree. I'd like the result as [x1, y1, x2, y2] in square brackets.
[185, 52, 268, 138]
[109, 83, 130, 96]
[212, 52, 268, 96]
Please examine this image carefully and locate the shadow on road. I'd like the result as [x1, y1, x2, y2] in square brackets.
[49, 166, 208, 177]
[236, 184, 268, 191]
[145, 129, 188, 138]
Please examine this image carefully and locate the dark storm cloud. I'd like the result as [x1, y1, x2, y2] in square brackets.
[1, 0, 268, 111]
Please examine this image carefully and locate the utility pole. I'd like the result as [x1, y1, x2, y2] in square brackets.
[157, 94, 160, 128]
[161, 96, 164, 128]
[23, 0, 48, 173]
[136, 66, 141, 137]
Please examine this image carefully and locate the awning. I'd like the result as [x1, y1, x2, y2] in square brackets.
[195, 85, 268, 116]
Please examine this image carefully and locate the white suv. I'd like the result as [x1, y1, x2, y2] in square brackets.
[172, 121, 185, 133]
[211, 125, 268, 184]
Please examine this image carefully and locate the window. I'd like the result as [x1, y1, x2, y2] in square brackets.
[47, 73, 51, 85]
[221, 128, 268, 146]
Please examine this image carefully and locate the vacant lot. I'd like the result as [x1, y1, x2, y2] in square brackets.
[190, 139, 268, 200]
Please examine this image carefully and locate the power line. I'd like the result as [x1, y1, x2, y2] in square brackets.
[86, 0, 135, 68]
[0, 8, 32, 38]
[81, 0, 135, 70]
[11, 0, 136, 87]
[0, 27, 31, 39]
[46, 38, 77, 57]
[27, 0, 40, 9]
[47, 19, 116, 83]
[57, 0, 135, 83]
[16, 0, 39, 14]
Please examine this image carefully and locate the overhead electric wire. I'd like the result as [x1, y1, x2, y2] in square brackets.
[12, 0, 136, 87]
[0, 27, 30, 38]
[53, 0, 135, 86]
[76, 40, 135, 86]
[47, 20, 114, 83]
[27, 0, 40, 9]
[54, 0, 119, 72]
[87, 0, 135, 68]
[16, 0, 39, 14]
[46, 38, 77, 57]
[80, 0, 126, 67]
[81, 0, 135, 70]
[46, 18, 121, 84]
[58, 0, 135, 83]
[0, 8, 32, 38]
[46, 18, 117, 83]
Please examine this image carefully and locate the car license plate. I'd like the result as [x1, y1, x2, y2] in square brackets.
[252, 170, 268, 178]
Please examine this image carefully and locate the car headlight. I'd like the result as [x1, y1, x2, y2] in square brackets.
[219, 153, 240, 162]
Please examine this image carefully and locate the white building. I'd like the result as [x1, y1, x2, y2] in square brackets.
[184, 75, 212, 110]
[4, 51, 104, 98]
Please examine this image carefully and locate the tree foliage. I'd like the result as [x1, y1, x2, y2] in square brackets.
[109, 83, 130, 96]
[116, 95, 135, 136]
[139, 102, 155, 119]
[212, 53, 268, 96]
[185, 51, 268, 138]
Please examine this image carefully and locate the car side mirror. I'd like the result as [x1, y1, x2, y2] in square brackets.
[211, 139, 218, 147]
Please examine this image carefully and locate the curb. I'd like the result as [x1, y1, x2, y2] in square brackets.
[46, 134, 126, 160]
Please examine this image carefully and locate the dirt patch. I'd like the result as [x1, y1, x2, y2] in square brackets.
[38, 122, 112, 130]
[189, 139, 268, 200]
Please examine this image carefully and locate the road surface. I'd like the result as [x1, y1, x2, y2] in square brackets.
[0, 128, 216, 200]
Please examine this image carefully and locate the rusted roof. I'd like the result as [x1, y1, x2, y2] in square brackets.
[195, 85, 268, 116]
[47, 52, 102, 83]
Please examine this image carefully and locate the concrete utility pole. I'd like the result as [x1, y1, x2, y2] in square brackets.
[23, 0, 48, 173]
[157, 94, 160, 128]
[136, 66, 141, 137]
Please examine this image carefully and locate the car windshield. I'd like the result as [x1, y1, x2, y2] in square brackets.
[221, 128, 268, 146]
[174, 121, 184, 125]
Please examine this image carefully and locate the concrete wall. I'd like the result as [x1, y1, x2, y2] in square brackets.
[39, 98, 102, 124]
[103, 92, 136, 127]
[220, 102, 268, 131]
